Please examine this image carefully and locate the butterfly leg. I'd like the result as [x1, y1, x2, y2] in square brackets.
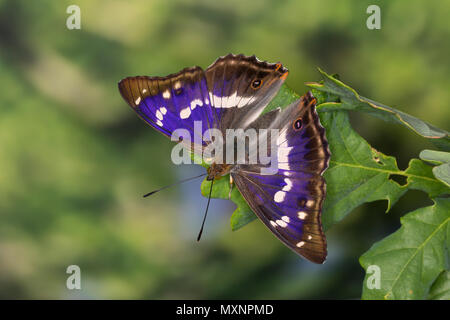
[228, 175, 234, 200]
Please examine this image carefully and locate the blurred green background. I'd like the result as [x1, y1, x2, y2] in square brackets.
[0, 0, 448, 299]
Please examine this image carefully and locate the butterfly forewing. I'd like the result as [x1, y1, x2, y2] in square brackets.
[118, 67, 216, 152]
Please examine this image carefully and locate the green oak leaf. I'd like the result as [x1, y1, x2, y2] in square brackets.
[319, 111, 447, 230]
[360, 198, 450, 300]
[319, 110, 407, 229]
[307, 69, 450, 150]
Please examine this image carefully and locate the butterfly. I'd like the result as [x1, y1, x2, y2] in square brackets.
[118, 54, 330, 263]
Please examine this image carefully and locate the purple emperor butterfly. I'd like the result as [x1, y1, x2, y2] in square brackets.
[118, 54, 330, 263]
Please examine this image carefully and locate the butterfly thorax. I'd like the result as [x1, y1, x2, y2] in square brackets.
[207, 163, 232, 181]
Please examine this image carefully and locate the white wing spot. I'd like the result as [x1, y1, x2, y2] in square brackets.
[237, 96, 253, 108]
[274, 191, 286, 203]
[297, 211, 307, 220]
[296, 241, 305, 248]
[282, 178, 293, 191]
[308, 235, 312, 240]
[306, 200, 315, 207]
[211, 94, 253, 108]
[156, 110, 163, 120]
[281, 216, 290, 223]
[180, 107, 191, 119]
[190, 98, 203, 110]
[163, 90, 171, 99]
[174, 81, 181, 90]
[142, 89, 147, 94]
[270, 220, 278, 228]
[278, 147, 293, 163]
[228, 91, 238, 107]
[135, 97, 141, 105]
[276, 219, 287, 228]
[160, 107, 167, 115]
[156, 120, 163, 127]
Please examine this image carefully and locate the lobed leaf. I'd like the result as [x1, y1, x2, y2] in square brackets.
[360, 198, 450, 300]
[319, 112, 447, 230]
[319, 110, 406, 230]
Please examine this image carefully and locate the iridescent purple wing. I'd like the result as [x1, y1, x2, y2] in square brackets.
[231, 93, 330, 263]
[205, 54, 289, 131]
[118, 67, 216, 150]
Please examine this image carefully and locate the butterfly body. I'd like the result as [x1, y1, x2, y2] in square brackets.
[119, 54, 330, 263]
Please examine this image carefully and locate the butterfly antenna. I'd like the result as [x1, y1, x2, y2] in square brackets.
[143, 173, 206, 198]
[197, 179, 214, 241]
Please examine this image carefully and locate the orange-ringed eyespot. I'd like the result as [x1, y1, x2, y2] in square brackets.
[293, 118, 303, 131]
[251, 79, 262, 89]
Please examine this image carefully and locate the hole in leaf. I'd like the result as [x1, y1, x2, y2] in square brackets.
[388, 174, 407, 186]
[371, 148, 384, 165]
[373, 156, 383, 165]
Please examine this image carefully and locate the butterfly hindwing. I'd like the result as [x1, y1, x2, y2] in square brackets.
[232, 93, 330, 263]
[233, 172, 327, 263]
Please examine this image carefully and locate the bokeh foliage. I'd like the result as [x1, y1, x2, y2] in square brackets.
[0, 0, 449, 299]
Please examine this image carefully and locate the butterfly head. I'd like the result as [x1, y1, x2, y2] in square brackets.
[206, 163, 232, 181]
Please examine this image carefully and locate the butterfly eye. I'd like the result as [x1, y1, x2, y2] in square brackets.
[251, 79, 263, 89]
[293, 118, 303, 131]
